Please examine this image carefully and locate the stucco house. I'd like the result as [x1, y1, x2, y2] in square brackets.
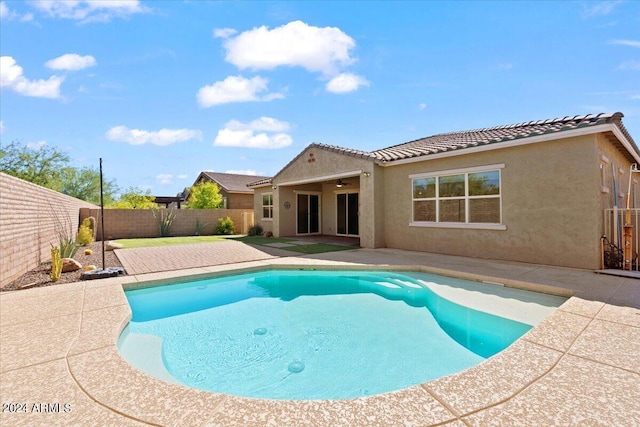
[249, 112, 639, 270]
[191, 171, 270, 209]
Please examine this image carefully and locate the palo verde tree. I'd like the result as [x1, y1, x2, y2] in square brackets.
[187, 181, 223, 209]
[112, 187, 158, 209]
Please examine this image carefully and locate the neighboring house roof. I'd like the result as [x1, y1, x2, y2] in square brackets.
[195, 171, 270, 194]
[248, 112, 638, 187]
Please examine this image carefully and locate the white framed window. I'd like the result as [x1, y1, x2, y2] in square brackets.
[410, 164, 504, 230]
[262, 193, 273, 220]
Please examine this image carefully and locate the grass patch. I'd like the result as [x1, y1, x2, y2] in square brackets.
[114, 235, 228, 249]
[230, 236, 294, 245]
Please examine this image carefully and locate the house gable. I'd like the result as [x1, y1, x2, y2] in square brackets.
[273, 145, 376, 186]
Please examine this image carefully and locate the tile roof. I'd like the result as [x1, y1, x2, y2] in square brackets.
[249, 112, 638, 186]
[372, 112, 637, 162]
[198, 171, 270, 193]
[246, 177, 273, 188]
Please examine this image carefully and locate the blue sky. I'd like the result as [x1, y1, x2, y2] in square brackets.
[1, 0, 639, 196]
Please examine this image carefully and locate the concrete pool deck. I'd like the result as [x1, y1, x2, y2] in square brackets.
[1, 243, 639, 426]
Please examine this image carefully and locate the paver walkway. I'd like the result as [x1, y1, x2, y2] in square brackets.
[114, 240, 275, 275]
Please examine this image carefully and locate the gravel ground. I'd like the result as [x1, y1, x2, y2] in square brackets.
[2, 241, 125, 292]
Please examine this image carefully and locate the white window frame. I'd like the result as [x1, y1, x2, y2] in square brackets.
[409, 164, 506, 230]
[262, 192, 273, 220]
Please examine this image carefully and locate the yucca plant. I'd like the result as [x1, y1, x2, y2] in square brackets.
[152, 208, 177, 237]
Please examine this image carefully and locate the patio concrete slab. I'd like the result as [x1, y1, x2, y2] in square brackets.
[206, 385, 456, 427]
[569, 319, 640, 373]
[520, 310, 592, 352]
[1, 244, 639, 425]
[0, 313, 80, 373]
[0, 284, 84, 327]
[0, 359, 147, 427]
[425, 339, 562, 416]
[69, 304, 131, 356]
[465, 355, 640, 427]
[68, 346, 226, 426]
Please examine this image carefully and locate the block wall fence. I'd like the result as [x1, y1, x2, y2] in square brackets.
[0, 171, 256, 287]
[80, 208, 254, 240]
[0, 172, 98, 287]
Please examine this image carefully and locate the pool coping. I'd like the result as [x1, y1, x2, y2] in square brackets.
[1, 257, 639, 426]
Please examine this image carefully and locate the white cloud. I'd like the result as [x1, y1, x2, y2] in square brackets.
[26, 140, 47, 149]
[222, 20, 356, 76]
[610, 39, 640, 48]
[1, 2, 32, 21]
[156, 174, 173, 185]
[105, 126, 203, 146]
[30, 0, 147, 23]
[582, 1, 621, 18]
[0, 56, 64, 99]
[223, 117, 291, 133]
[214, 117, 292, 149]
[177, 174, 188, 179]
[325, 73, 369, 93]
[225, 169, 258, 175]
[0, 121, 4, 133]
[213, 27, 237, 39]
[45, 53, 96, 71]
[418, 103, 426, 110]
[618, 60, 640, 71]
[197, 75, 283, 107]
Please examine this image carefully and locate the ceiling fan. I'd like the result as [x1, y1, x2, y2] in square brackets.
[336, 179, 350, 188]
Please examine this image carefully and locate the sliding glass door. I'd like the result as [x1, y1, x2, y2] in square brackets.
[337, 192, 359, 236]
[297, 193, 320, 234]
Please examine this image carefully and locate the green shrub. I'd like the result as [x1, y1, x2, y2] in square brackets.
[76, 218, 95, 246]
[248, 224, 263, 236]
[214, 216, 235, 235]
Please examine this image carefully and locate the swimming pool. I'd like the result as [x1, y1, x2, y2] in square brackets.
[119, 269, 565, 400]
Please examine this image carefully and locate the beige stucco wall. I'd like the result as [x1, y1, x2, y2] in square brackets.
[271, 146, 377, 247]
[382, 135, 604, 269]
[251, 186, 274, 234]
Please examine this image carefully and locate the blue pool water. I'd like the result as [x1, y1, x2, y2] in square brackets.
[120, 270, 537, 400]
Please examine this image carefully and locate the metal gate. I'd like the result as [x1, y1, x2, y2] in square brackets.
[603, 208, 639, 271]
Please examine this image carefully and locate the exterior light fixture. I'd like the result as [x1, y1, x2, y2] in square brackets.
[363, 172, 371, 177]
